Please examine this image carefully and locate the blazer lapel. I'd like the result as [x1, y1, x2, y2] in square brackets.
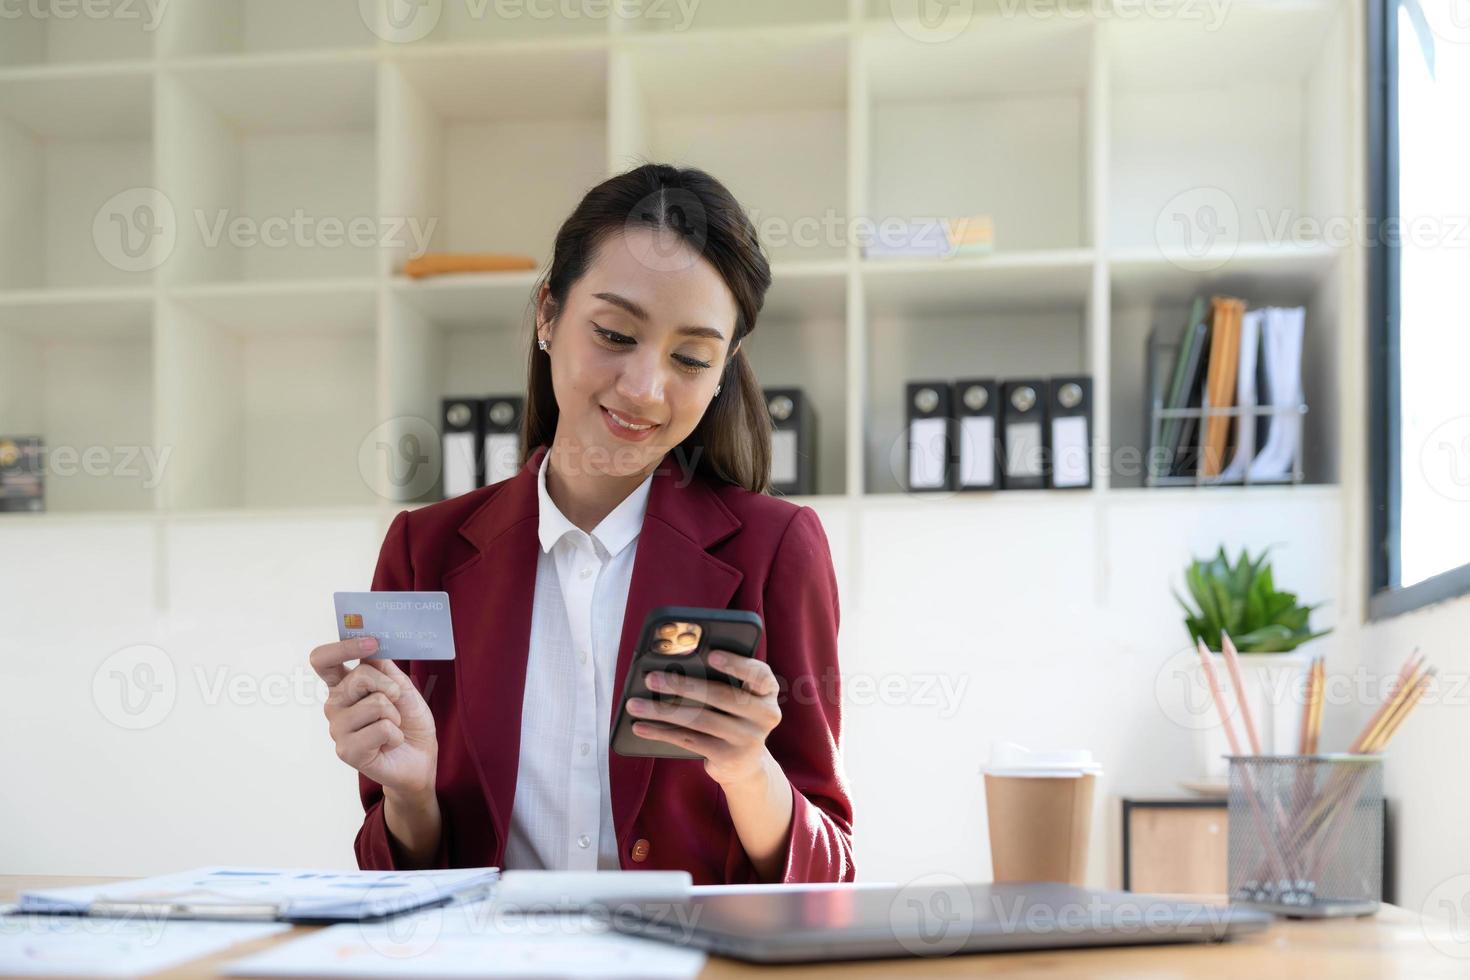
[607, 452, 744, 844]
[447, 444, 744, 862]
[444, 445, 544, 859]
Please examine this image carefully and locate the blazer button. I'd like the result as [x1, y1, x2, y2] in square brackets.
[630, 838, 651, 863]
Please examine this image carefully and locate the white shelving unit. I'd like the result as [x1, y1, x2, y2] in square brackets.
[0, 0, 1356, 514]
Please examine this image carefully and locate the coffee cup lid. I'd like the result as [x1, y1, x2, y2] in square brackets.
[981, 740, 1103, 778]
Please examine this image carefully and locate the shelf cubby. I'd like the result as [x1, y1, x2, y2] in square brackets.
[400, 1, 612, 44]
[157, 59, 378, 285]
[381, 282, 535, 503]
[0, 7, 155, 68]
[865, 15, 1094, 255]
[0, 71, 154, 291]
[1108, 252, 1342, 489]
[0, 5, 1355, 515]
[618, 0, 849, 35]
[0, 292, 155, 512]
[380, 47, 608, 276]
[1105, 0, 1350, 252]
[748, 264, 849, 497]
[861, 262, 1091, 495]
[158, 0, 378, 58]
[614, 34, 849, 265]
[155, 287, 380, 511]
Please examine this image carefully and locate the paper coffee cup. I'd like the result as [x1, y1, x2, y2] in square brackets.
[981, 742, 1102, 886]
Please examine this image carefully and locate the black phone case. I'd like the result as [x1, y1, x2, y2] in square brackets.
[610, 605, 764, 760]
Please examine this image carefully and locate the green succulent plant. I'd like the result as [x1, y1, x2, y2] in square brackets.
[1176, 547, 1331, 653]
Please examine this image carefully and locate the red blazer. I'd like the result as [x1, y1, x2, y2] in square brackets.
[354, 443, 854, 883]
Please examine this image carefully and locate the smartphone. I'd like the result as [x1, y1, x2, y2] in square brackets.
[610, 605, 764, 760]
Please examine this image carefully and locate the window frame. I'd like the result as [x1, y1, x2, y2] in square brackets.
[1367, 0, 1470, 620]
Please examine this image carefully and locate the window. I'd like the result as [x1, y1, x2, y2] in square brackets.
[1369, 0, 1470, 618]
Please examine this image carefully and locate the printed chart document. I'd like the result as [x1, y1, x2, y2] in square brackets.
[0, 912, 289, 977]
[225, 906, 706, 980]
[16, 867, 500, 923]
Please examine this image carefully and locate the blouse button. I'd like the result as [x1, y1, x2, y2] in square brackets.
[577, 834, 591, 850]
[631, 838, 651, 862]
[579, 566, 594, 580]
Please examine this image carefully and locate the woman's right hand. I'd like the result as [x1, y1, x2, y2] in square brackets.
[310, 637, 439, 800]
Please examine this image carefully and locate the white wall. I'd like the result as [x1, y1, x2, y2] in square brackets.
[1359, 595, 1470, 915]
[0, 488, 1347, 886]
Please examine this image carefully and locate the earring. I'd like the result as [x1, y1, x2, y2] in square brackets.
[714, 383, 722, 397]
[537, 338, 549, 352]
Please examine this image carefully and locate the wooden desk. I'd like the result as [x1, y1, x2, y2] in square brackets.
[4, 874, 1465, 978]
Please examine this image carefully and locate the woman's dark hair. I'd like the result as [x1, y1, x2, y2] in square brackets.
[520, 163, 773, 493]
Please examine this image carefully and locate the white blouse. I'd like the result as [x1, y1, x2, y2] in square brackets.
[501, 449, 653, 871]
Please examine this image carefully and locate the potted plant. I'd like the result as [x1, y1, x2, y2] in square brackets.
[1172, 547, 1332, 782]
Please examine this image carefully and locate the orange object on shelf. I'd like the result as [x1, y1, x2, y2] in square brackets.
[402, 253, 539, 278]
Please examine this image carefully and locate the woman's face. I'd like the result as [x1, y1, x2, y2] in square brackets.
[536, 225, 740, 478]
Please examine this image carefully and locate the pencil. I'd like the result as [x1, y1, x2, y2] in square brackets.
[1220, 631, 1262, 754]
[1348, 650, 1422, 753]
[1355, 658, 1426, 753]
[1195, 636, 1243, 755]
[1367, 668, 1434, 752]
[1306, 657, 1325, 754]
[1297, 655, 1319, 754]
[1197, 636, 1295, 884]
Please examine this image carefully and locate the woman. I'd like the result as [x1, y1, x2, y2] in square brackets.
[310, 164, 853, 884]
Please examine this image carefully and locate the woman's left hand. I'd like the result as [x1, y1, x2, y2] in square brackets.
[628, 650, 783, 788]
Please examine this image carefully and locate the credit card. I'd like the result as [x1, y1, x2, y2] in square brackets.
[333, 591, 456, 661]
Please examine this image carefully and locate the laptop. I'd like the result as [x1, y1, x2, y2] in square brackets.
[609, 881, 1272, 963]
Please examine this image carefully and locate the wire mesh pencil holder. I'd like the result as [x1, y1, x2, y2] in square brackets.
[1227, 755, 1383, 918]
